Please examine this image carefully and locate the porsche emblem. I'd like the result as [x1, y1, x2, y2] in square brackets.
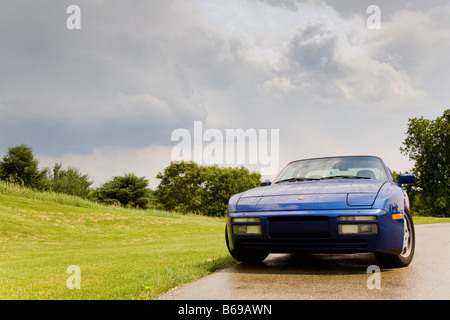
[298, 196, 305, 200]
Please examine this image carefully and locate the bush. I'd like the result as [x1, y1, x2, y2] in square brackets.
[47, 163, 93, 198]
[90, 173, 151, 209]
[0, 144, 48, 190]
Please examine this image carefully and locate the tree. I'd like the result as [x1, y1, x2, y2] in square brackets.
[200, 165, 262, 217]
[400, 109, 450, 217]
[155, 161, 204, 214]
[90, 173, 150, 209]
[155, 161, 261, 217]
[0, 144, 48, 189]
[47, 163, 93, 198]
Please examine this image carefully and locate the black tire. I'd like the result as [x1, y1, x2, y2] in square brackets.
[375, 213, 415, 268]
[225, 226, 268, 264]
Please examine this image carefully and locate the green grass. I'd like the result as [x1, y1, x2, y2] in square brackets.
[0, 182, 235, 299]
[412, 216, 450, 225]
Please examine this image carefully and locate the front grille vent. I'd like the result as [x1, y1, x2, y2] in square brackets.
[269, 232, 330, 239]
[242, 239, 368, 250]
[268, 216, 328, 222]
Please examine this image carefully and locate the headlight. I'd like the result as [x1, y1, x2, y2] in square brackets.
[338, 224, 378, 234]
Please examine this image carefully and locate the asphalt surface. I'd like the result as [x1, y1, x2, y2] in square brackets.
[157, 223, 450, 300]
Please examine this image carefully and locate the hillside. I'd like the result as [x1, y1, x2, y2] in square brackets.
[0, 182, 235, 299]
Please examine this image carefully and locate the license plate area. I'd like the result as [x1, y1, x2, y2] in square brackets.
[268, 216, 330, 239]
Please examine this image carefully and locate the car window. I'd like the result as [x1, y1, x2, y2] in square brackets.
[274, 156, 388, 182]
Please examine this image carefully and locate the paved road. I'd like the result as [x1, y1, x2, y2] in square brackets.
[157, 223, 450, 300]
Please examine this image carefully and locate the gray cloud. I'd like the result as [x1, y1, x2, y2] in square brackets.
[0, 0, 212, 154]
[0, 0, 449, 184]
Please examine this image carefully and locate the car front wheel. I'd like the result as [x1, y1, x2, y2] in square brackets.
[375, 213, 415, 268]
[225, 226, 268, 264]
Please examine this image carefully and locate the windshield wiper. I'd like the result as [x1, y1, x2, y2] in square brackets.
[320, 175, 371, 180]
[275, 175, 372, 184]
[275, 177, 321, 184]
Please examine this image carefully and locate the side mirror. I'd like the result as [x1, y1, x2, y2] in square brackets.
[260, 181, 271, 187]
[398, 174, 416, 186]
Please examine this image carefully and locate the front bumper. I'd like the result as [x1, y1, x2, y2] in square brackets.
[226, 209, 404, 255]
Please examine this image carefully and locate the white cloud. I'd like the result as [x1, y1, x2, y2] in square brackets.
[364, 5, 450, 108]
[260, 77, 296, 94]
[191, 0, 429, 114]
[38, 145, 173, 189]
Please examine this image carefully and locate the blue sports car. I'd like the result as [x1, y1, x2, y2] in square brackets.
[226, 156, 416, 268]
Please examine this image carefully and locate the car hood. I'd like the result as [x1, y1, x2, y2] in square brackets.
[233, 179, 387, 212]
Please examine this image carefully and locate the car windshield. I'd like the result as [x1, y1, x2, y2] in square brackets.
[274, 156, 389, 184]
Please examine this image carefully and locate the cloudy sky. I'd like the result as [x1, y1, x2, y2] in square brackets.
[1, 0, 449, 188]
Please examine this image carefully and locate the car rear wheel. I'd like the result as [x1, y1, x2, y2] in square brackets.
[225, 226, 268, 264]
[375, 213, 415, 268]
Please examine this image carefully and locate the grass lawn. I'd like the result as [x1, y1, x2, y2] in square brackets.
[0, 183, 235, 299]
[413, 216, 450, 225]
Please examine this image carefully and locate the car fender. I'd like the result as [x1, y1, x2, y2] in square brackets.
[372, 181, 407, 214]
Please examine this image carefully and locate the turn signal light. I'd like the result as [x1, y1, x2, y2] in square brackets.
[392, 213, 403, 220]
